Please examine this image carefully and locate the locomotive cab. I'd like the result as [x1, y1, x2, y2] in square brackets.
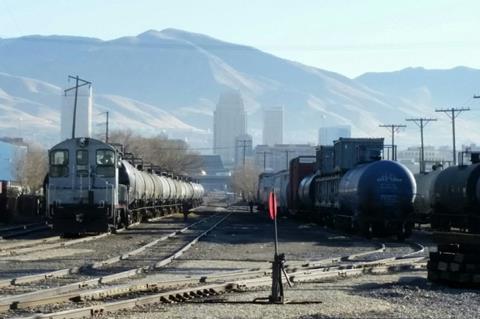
[47, 138, 120, 234]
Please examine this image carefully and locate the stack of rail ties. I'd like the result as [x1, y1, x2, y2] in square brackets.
[428, 230, 480, 287]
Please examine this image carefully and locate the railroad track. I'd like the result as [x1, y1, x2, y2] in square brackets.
[0, 213, 178, 256]
[0, 222, 50, 240]
[1, 238, 426, 317]
[0, 212, 232, 314]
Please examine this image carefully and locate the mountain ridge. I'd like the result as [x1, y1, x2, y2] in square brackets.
[0, 29, 479, 147]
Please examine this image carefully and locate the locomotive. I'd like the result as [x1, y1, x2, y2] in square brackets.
[45, 137, 204, 235]
[413, 152, 480, 233]
[258, 138, 416, 239]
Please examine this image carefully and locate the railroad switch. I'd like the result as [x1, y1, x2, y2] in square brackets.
[269, 253, 287, 303]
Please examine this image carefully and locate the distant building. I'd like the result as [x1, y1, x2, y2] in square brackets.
[0, 138, 28, 181]
[189, 155, 231, 192]
[318, 126, 351, 145]
[213, 92, 247, 166]
[397, 146, 453, 173]
[263, 107, 283, 146]
[254, 144, 316, 172]
[234, 134, 253, 167]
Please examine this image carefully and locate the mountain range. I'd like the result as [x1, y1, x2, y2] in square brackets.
[0, 28, 479, 148]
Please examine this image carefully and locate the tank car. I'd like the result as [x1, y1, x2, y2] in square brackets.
[430, 160, 480, 233]
[46, 137, 204, 235]
[413, 167, 443, 224]
[335, 160, 416, 237]
[296, 138, 416, 239]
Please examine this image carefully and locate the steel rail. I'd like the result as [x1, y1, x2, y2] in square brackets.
[0, 212, 180, 258]
[0, 213, 232, 311]
[0, 235, 62, 252]
[18, 257, 426, 319]
[0, 224, 50, 240]
[0, 213, 218, 289]
[2, 238, 424, 313]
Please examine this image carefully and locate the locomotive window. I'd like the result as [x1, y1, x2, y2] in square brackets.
[76, 150, 88, 165]
[49, 150, 68, 177]
[96, 150, 115, 166]
[96, 150, 115, 177]
[50, 150, 68, 166]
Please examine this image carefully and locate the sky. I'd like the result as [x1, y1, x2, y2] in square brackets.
[0, 0, 479, 77]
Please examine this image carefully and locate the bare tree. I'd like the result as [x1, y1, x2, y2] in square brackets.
[109, 130, 201, 174]
[13, 143, 48, 194]
[230, 161, 260, 201]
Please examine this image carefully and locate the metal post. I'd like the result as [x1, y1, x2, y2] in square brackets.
[65, 75, 92, 139]
[452, 109, 456, 165]
[435, 107, 470, 165]
[71, 76, 79, 139]
[274, 212, 279, 256]
[106, 111, 109, 144]
[420, 122, 425, 172]
[406, 118, 436, 173]
[379, 124, 406, 161]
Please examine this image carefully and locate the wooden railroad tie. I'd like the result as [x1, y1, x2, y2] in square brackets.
[428, 231, 480, 288]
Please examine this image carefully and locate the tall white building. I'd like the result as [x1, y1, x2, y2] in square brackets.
[213, 92, 247, 166]
[263, 107, 283, 146]
[318, 125, 351, 146]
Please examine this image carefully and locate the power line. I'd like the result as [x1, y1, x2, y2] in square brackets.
[435, 107, 470, 165]
[379, 124, 406, 161]
[406, 118, 437, 173]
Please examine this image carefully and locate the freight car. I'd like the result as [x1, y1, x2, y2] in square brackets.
[258, 138, 416, 239]
[412, 166, 443, 224]
[45, 137, 204, 235]
[424, 152, 480, 233]
[0, 181, 43, 223]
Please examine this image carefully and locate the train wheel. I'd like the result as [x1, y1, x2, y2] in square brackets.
[120, 209, 132, 228]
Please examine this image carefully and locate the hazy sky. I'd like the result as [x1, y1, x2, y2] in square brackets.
[1, 0, 479, 77]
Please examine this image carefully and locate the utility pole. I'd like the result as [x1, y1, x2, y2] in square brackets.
[435, 107, 470, 165]
[105, 111, 109, 143]
[64, 75, 92, 139]
[379, 124, 406, 160]
[406, 118, 437, 173]
[238, 139, 251, 168]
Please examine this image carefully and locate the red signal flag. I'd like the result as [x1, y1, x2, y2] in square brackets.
[268, 192, 277, 220]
